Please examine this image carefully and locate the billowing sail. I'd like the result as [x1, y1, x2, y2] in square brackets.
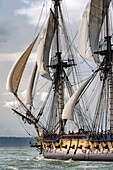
[6, 36, 38, 94]
[62, 76, 93, 120]
[78, 0, 111, 63]
[37, 11, 55, 80]
[24, 62, 38, 106]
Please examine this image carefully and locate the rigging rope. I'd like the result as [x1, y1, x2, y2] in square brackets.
[33, 0, 50, 39]
[13, 101, 36, 137]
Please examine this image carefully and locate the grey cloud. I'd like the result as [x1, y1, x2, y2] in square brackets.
[0, 26, 10, 43]
[0, 0, 36, 53]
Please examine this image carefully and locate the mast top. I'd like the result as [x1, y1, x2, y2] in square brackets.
[52, 0, 62, 1]
[52, 0, 62, 4]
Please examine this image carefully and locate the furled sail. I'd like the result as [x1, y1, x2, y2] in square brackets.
[6, 36, 38, 94]
[37, 11, 55, 80]
[24, 62, 38, 106]
[62, 75, 93, 120]
[78, 0, 112, 63]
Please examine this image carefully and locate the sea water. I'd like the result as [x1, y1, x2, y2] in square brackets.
[0, 147, 113, 170]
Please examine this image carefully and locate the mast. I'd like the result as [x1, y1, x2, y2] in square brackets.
[105, 0, 113, 132]
[52, 0, 64, 132]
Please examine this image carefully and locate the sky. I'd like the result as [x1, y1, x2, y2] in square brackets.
[0, 0, 88, 137]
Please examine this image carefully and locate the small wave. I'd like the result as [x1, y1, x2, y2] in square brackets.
[33, 155, 44, 161]
[26, 158, 31, 161]
[64, 158, 72, 163]
[78, 165, 99, 169]
[7, 166, 18, 170]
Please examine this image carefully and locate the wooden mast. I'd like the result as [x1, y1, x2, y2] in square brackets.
[53, 0, 64, 132]
[55, 0, 60, 53]
[106, 0, 109, 38]
[105, 0, 113, 132]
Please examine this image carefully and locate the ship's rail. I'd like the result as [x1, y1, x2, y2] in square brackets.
[61, 134, 88, 139]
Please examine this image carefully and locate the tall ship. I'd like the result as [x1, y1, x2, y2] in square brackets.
[6, 0, 113, 161]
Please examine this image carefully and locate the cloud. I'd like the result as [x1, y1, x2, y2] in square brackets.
[15, 0, 87, 27]
[62, 0, 89, 27]
[3, 100, 18, 108]
[0, 51, 37, 63]
[14, 0, 88, 34]
[3, 90, 48, 109]
[21, 0, 30, 5]
[15, 1, 46, 26]
[0, 26, 10, 43]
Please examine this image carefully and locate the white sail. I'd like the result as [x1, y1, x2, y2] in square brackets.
[78, 0, 111, 63]
[6, 36, 38, 94]
[37, 11, 55, 80]
[24, 62, 38, 106]
[62, 76, 93, 120]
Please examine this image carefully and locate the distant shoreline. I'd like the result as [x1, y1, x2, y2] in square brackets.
[0, 137, 36, 147]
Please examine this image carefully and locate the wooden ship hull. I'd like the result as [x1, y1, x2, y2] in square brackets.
[42, 139, 113, 161]
[30, 133, 113, 161]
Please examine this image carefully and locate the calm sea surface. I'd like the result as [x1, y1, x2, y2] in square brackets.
[0, 147, 113, 170]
